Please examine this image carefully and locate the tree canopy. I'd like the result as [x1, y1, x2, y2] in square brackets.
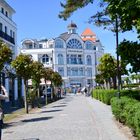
[59, 0, 140, 35]
[0, 40, 12, 71]
[118, 40, 140, 73]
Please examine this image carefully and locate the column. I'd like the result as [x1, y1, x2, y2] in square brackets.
[14, 78, 18, 100]
[5, 78, 9, 102]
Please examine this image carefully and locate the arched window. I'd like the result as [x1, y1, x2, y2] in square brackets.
[58, 54, 64, 64]
[55, 39, 63, 48]
[42, 54, 49, 64]
[58, 67, 64, 76]
[67, 39, 82, 49]
[87, 55, 92, 65]
[85, 41, 93, 49]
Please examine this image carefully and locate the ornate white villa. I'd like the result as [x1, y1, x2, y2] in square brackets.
[0, 0, 22, 105]
[21, 23, 104, 92]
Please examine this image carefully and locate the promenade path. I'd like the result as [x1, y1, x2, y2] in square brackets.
[2, 94, 133, 140]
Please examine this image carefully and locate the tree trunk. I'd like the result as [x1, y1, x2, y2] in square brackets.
[112, 76, 117, 89]
[24, 80, 28, 114]
[45, 80, 47, 105]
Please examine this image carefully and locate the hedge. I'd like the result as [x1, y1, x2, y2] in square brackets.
[92, 89, 140, 105]
[111, 97, 140, 139]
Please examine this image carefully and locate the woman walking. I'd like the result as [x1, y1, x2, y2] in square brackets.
[0, 85, 8, 140]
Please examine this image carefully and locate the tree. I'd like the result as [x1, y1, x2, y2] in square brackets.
[0, 40, 12, 94]
[52, 72, 63, 87]
[31, 61, 44, 107]
[118, 40, 140, 73]
[42, 68, 55, 101]
[0, 40, 12, 71]
[59, 0, 140, 35]
[97, 53, 127, 89]
[11, 54, 33, 113]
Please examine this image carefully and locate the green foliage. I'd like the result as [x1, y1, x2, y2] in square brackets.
[11, 54, 33, 80]
[31, 61, 44, 87]
[118, 40, 140, 73]
[59, 0, 140, 36]
[27, 88, 37, 108]
[52, 72, 63, 87]
[0, 40, 12, 71]
[59, 0, 93, 20]
[111, 97, 140, 138]
[92, 89, 117, 105]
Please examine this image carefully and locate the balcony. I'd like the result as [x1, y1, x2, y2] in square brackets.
[0, 30, 15, 44]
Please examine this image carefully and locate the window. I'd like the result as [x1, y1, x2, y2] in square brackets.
[42, 54, 49, 64]
[10, 30, 12, 37]
[85, 41, 93, 49]
[55, 39, 63, 48]
[87, 68, 92, 76]
[87, 55, 92, 65]
[67, 67, 71, 76]
[71, 55, 77, 64]
[93, 46, 96, 50]
[39, 44, 43, 48]
[13, 32, 15, 39]
[77, 55, 83, 64]
[1, 7, 4, 14]
[58, 67, 64, 77]
[5, 26, 7, 34]
[67, 39, 82, 49]
[0, 23, 2, 31]
[58, 54, 64, 64]
[79, 68, 84, 76]
[5, 11, 8, 17]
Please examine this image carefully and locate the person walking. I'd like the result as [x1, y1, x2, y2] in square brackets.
[0, 85, 8, 140]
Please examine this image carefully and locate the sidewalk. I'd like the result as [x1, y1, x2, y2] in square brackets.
[2, 94, 136, 140]
[86, 96, 136, 140]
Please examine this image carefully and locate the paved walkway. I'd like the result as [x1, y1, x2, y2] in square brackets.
[2, 94, 133, 140]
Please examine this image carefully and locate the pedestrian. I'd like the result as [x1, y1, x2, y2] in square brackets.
[84, 88, 87, 96]
[0, 85, 8, 140]
[58, 88, 61, 99]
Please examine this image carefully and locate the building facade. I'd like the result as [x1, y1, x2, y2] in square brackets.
[0, 0, 22, 105]
[21, 23, 104, 92]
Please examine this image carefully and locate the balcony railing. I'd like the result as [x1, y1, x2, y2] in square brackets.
[0, 30, 15, 44]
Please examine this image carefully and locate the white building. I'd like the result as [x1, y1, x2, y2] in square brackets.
[0, 0, 20, 105]
[21, 22, 104, 92]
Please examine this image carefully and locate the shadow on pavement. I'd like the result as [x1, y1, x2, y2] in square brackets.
[3, 116, 53, 129]
[52, 105, 67, 108]
[22, 116, 53, 123]
[22, 138, 40, 140]
[41, 109, 63, 113]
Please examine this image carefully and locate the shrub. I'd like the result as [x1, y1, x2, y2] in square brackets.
[111, 97, 140, 139]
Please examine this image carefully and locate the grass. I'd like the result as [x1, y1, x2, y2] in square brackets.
[4, 108, 26, 122]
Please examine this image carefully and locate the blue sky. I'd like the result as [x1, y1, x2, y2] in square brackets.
[7, 0, 138, 57]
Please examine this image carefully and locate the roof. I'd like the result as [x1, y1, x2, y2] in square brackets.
[82, 38, 96, 42]
[0, 0, 16, 13]
[59, 32, 71, 41]
[67, 22, 77, 28]
[81, 28, 96, 36]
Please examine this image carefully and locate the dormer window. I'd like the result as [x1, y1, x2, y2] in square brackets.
[5, 11, 8, 17]
[1, 7, 4, 14]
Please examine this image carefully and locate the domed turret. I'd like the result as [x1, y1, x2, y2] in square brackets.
[67, 21, 77, 34]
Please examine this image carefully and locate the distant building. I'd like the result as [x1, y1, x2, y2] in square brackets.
[21, 22, 104, 92]
[0, 0, 22, 105]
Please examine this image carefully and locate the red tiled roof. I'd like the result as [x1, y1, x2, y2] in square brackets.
[81, 28, 96, 36]
[82, 38, 96, 42]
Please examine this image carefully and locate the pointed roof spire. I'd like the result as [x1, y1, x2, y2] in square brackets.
[81, 28, 96, 36]
[81, 28, 96, 42]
